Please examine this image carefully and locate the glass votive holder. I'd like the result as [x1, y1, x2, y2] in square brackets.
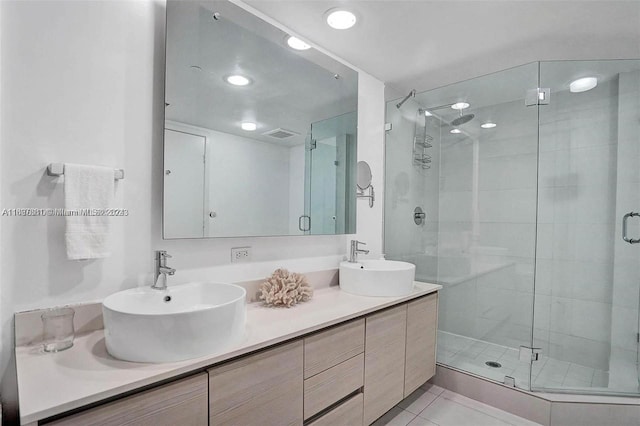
[41, 307, 75, 352]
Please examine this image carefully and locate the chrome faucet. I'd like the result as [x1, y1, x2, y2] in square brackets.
[152, 250, 175, 290]
[349, 240, 369, 263]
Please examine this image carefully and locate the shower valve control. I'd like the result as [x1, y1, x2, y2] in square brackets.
[414, 207, 427, 225]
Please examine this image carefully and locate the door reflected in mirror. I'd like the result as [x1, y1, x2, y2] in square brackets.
[163, 0, 358, 239]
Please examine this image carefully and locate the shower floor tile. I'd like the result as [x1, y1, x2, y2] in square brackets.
[437, 331, 617, 392]
[565, 363, 595, 382]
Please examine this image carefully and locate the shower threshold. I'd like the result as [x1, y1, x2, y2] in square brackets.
[436, 331, 635, 394]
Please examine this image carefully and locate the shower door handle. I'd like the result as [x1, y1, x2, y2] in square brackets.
[298, 215, 311, 232]
[622, 212, 640, 244]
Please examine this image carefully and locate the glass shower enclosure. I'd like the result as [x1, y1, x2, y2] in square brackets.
[384, 60, 640, 396]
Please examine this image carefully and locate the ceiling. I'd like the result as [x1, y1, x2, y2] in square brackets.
[244, 0, 640, 99]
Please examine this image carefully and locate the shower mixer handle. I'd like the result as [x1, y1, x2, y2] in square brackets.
[622, 212, 640, 244]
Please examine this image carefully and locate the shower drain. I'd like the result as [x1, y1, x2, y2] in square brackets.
[485, 361, 502, 368]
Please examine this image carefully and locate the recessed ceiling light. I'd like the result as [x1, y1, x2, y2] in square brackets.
[226, 75, 251, 86]
[570, 77, 598, 93]
[424, 110, 433, 117]
[286, 36, 311, 51]
[481, 122, 497, 129]
[326, 9, 357, 30]
[451, 102, 470, 110]
[450, 128, 462, 134]
[241, 122, 257, 131]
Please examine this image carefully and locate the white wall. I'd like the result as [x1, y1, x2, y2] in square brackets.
[208, 129, 291, 237]
[0, 0, 386, 421]
[353, 72, 385, 257]
[166, 121, 293, 237]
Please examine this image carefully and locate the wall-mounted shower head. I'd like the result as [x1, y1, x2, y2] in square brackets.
[396, 89, 416, 109]
[451, 113, 475, 126]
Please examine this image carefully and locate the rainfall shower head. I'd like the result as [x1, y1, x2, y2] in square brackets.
[450, 113, 475, 126]
[421, 101, 475, 126]
[396, 89, 417, 109]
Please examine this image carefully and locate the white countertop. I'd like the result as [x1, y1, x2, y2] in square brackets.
[16, 281, 441, 424]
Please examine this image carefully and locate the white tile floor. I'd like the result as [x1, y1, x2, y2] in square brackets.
[373, 383, 541, 426]
[437, 331, 613, 391]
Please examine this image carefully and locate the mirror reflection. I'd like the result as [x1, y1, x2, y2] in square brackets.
[163, 0, 358, 239]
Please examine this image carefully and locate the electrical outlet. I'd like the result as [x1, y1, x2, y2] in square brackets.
[231, 247, 251, 263]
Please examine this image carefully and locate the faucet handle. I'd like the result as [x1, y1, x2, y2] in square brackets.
[352, 240, 366, 249]
[156, 250, 172, 260]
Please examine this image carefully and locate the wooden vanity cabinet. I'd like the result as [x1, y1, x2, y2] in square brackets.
[303, 319, 366, 420]
[307, 393, 364, 426]
[304, 353, 364, 419]
[363, 304, 408, 425]
[404, 293, 438, 396]
[45, 373, 208, 426]
[43, 292, 439, 426]
[207, 340, 304, 426]
[304, 319, 365, 379]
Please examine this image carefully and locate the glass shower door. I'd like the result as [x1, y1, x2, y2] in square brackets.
[305, 112, 357, 235]
[532, 59, 640, 395]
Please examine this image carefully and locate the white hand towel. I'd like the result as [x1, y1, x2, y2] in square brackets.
[64, 163, 115, 260]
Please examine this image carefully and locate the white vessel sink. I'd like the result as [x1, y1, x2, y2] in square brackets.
[103, 282, 246, 363]
[339, 260, 416, 297]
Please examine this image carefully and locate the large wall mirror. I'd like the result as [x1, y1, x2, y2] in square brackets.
[163, 0, 358, 239]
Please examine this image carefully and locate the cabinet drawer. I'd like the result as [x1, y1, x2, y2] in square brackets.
[47, 373, 208, 426]
[304, 318, 365, 378]
[208, 340, 303, 426]
[307, 393, 364, 426]
[304, 353, 364, 419]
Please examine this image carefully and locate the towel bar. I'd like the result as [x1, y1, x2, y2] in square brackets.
[47, 163, 124, 180]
